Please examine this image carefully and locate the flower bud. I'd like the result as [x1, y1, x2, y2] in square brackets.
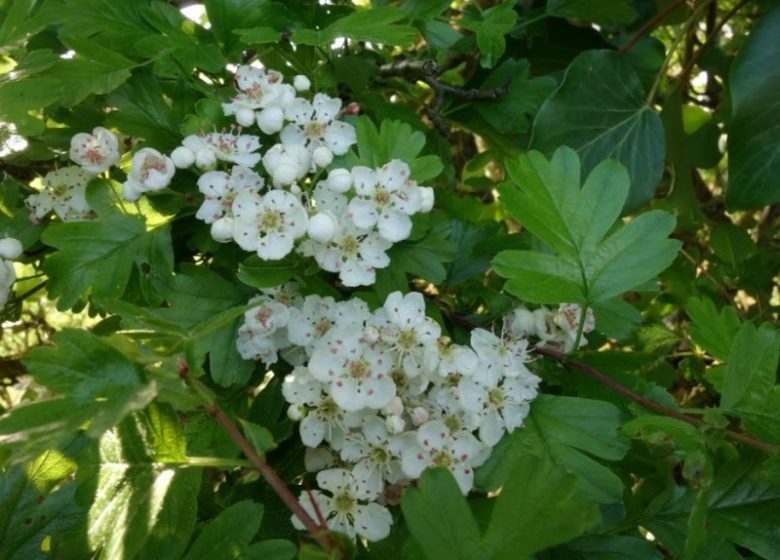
[289, 183, 302, 196]
[210, 217, 234, 243]
[410, 406, 429, 426]
[293, 74, 311, 92]
[326, 168, 352, 193]
[363, 325, 380, 343]
[419, 186, 434, 212]
[235, 106, 256, 128]
[306, 212, 337, 243]
[382, 396, 404, 417]
[385, 414, 405, 435]
[121, 179, 143, 201]
[509, 307, 536, 338]
[312, 146, 333, 168]
[195, 148, 217, 170]
[171, 146, 195, 169]
[0, 237, 23, 260]
[257, 106, 284, 135]
[272, 159, 300, 186]
[287, 404, 306, 422]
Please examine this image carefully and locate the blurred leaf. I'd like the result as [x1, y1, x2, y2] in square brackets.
[292, 6, 418, 48]
[726, 7, 780, 208]
[183, 500, 264, 560]
[546, 0, 636, 27]
[531, 50, 665, 211]
[460, 1, 518, 68]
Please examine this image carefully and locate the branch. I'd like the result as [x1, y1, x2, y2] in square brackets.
[178, 362, 341, 557]
[619, 0, 689, 53]
[446, 313, 777, 454]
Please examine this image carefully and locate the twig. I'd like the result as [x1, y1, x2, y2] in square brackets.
[178, 362, 340, 556]
[532, 344, 776, 453]
[446, 313, 776, 453]
[620, 0, 689, 53]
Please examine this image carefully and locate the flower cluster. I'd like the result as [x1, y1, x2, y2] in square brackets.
[507, 303, 596, 352]
[235, 284, 543, 541]
[25, 127, 121, 223]
[0, 237, 23, 308]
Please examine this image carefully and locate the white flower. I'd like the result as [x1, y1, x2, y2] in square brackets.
[400, 420, 486, 495]
[293, 74, 311, 92]
[194, 148, 217, 170]
[459, 373, 538, 446]
[309, 327, 396, 412]
[292, 468, 393, 542]
[281, 93, 356, 156]
[306, 211, 337, 243]
[26, 167, 93, 222]
[347, 161, 423, 242]
[256, 106, 285, 135]
[125, 147, 175, 194]
[287, 295, 369, 352]
[183, 131, 262, 167]
[470, 328, 534, 383]
[506, 307, 537, 338]
[0, 237, 23, 260]
[232, 190, 308, 260]
[69, 127, 119, 174]
[236, 323, 289, 364]
[340, 415, 407, 497]
[436, 338, 478, 378]
[195, 165, 264, 224]
[243, 297, 290, 337]
[326, 168, 352, 193]
[210, 217, 234, 243]
[552, 303, 596, 351]
[368, 291, 441, 377]
[223, 66, 295, 113]
[262, 143, 311, 187]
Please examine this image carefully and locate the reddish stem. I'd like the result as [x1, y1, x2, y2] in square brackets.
[619, 0, 689, 53]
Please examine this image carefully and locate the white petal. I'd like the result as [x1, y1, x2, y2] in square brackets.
[353, 503, 392, 542]
[323, 121, 356, 155]
[378, 209, 412, 242]
[316, 468, 353, 494]
[347, 198, 378, 229]
[300, 414, 327, 447]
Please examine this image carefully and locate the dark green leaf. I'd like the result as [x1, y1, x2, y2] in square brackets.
[183, 500, 264, 560]
[238, 255, 297, 289]
[685, 297, 741, 360]
[292, 6, 418, 48]
[460, 1, 518, 68]
[726, 7, 780, 208]
[531, 50, 665, 211]
[721, 322, 779, 410]
[546, 0, 636, 27]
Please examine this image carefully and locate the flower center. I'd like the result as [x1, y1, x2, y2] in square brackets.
[373, 188, 391, 207]
[443, 414, 462, 432]
[141, 156, 167, 180]
[305, 122, 325, 138]
[338, 235, 359, 257]
[397, 329, 418, 350]
[348, 359, 371, 380]
[333, 491, 355, 514]
[260, 209, 283, 231]
[488, 387, 504, 407]
[315, 316, 333, 337]
[369, 445, 390, 464]
[317, 397, 340, 419]
[432, 450, 453, 468]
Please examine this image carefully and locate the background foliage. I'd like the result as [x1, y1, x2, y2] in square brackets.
[1, 0, 780, 559]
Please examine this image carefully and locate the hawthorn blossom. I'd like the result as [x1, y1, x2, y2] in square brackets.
[400, 420, 486, 494]
[69, 127, 119, 174]
[232, 190, 308, 260]
[183, 131, 262, 167]
[292, 469, 392, 542]
[222, 65, 296, 129]
[340, 415, 406, 497]
[553, 303, 596, 351]
[26, 167, 93, 222]
[347, 161, 424, 242]
[262, 143, 311, 186]
[470, 328, 534, 384]
[281, 93, 356, 156]
[309, 327, 396, 412]
[0, 240, 18, 308]
[287, 295, 370, 352]
[195, 165, 264, 224]
[123, 148, 176, 200]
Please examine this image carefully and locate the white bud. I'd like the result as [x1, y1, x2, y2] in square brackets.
[312, 146, 333, 168]
[256, 106, 284, 135]
[287, 404, 306, 422]
[385, 414, 405, 435]
[509, 307, 536, 338]
[289, 183, 302, 196]
[293, 74, 311, 92]
[235, 107, 256, 128]
[0, 238, 23, 260]
[272, 159, 300, 186]
[262, 145, 282, 173]
[121, 179, 144, 201]
[419, 186, 434, 212]
[410, 406, 429, 426]
[363, 325, 380, 343]
[170, 146, 195, 169]
[306, 212, 337, 243]
[326, 168, 352, 193]
[210, 217, 234, 243]
[195, 148, 217, 170]
[382, 396, 404, 417]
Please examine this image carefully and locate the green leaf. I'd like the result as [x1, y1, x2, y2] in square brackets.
[476, 395, 628, 503]
[292, 6, 418, 48]
[245, 539, 297, 560]
[709, 223, 755, 270]
[726, 7, 780, 209]
[0, 0, 44, 50]
[0, 437, 87, 559]
[238, 419, 276, 456]
[238, 255, 297, 289]
[564, 535, 662, 559]
[685, 297, 741, 360]
[82, 420, 200, 560]
[546, 0, 637, 27]
[481, 455, 601, 558]
[530, 50, 665, 211]
[460, 1, 518, 68]
[42, 180, 174, 310]
[401, 468, 483, 560]
[183, 500, 264, 560]
[474, 59, 557, 135]
[234, 26, 282, 45]
[721, 322, 780, 410]
[591, 297, 642, 340]
[0, 77, 62, 135]
[494, 148, 680, 304]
